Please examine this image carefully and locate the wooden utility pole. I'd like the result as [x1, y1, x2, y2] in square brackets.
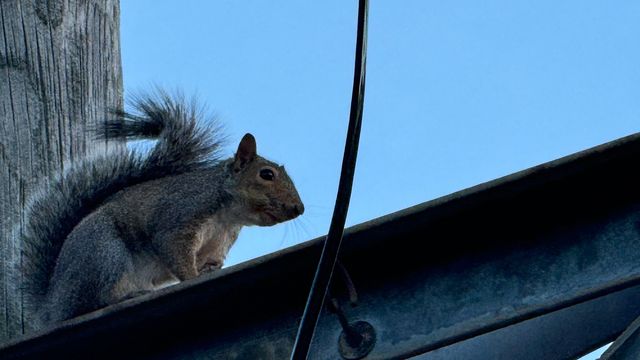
[0, 0, 122, 340]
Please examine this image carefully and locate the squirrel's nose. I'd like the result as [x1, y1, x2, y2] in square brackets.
[293, 203, 304, 216]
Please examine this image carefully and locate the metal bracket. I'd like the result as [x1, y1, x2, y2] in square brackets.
[330, 263, 376, 359]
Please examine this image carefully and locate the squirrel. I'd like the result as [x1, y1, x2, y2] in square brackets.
[21, 90, 304, 329]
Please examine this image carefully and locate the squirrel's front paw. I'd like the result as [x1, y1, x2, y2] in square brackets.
[199, 259, 223, 273]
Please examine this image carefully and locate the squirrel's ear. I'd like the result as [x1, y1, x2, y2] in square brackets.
[233, 133, 257, 171]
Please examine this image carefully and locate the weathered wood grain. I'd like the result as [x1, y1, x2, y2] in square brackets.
[0, 0, 122, 341]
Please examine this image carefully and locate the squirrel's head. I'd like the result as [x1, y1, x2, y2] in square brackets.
[229, 133, 304, 226]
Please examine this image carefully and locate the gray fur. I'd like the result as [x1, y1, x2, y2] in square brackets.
[22, 90, 223, 326]
[21, 90, 304, 329]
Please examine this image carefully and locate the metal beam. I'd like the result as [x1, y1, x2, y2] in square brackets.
[600, 309, 640, 359]
[3, 132, 640, 359]
[413, 285, 637, 360]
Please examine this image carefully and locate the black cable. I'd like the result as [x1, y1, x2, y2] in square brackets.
[289, 0, 369, 358]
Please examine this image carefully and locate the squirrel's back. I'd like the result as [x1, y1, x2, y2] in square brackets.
[21, 90, 225, 311]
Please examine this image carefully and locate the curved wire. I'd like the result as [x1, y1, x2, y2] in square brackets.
[289, 0, 369, 358]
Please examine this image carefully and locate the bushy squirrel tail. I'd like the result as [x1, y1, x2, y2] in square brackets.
[22, 89, 224, 308]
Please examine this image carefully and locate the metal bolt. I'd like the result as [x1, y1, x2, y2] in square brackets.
[329, 298, 376, 359]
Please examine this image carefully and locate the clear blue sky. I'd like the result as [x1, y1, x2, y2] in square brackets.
[121, 2, 640, 358]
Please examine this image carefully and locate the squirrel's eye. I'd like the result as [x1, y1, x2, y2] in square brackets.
[260, 168, 275, 181]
